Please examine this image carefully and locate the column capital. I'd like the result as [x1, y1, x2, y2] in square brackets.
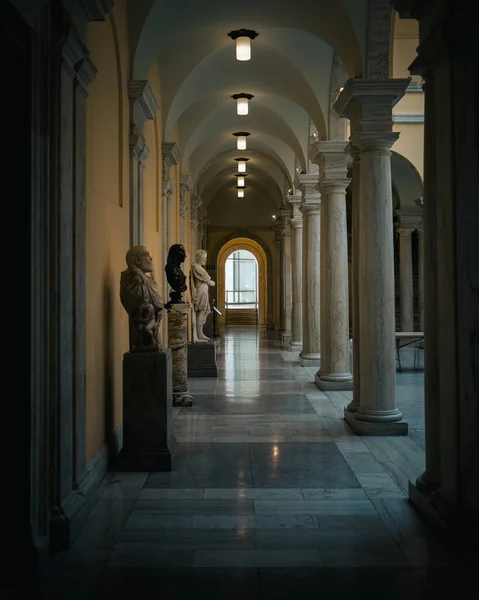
[396, 209, 423, 232]
[396, 227, 415, 237]
[129, 81, 159, 124]
[296, 174, 321, 210]
[310, 141, 350, 194]
[287, 192, 303, 226]
[335, 78, 410, 152]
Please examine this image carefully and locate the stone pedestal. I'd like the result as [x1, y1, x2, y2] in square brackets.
[188, 342, 218, 377]
[168, 303, 194, 406]
[118, 350, 175, 471]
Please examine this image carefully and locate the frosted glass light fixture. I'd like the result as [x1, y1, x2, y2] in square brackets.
[234, 173, 248, 188]
[232, 93, 254, 115]
[235, 157, 249, 173]
[233, 132, 250, 150]
[228, 29, 259, 61]
[238, 189, 245, 198]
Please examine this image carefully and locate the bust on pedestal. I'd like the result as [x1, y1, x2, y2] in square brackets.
[165, 244, 194, 406]
[118, 245, 174, 471]
[188, 249, 218, 377]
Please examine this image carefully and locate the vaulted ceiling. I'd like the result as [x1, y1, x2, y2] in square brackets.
[127, 0, 378, 218]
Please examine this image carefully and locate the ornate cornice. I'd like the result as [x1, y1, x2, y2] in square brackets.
[162, 142, 181, 168]
[128, 81, 159, 123]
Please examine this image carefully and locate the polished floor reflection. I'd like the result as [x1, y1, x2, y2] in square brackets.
[21, 330, 479, 599]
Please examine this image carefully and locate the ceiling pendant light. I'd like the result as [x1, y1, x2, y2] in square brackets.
[231, 93, 254, 115]
[235, 157, 249, 173]
[235, 173, 248, 187]
[233, 132, 250, 150]
[238, 189, 245, 198]
[227, 29, 259, 61]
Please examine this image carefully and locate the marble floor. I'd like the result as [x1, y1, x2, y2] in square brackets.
[14, 330, 479, 599]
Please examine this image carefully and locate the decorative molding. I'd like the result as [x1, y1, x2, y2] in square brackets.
[180, 174, 192, 192]
[128, 81, 159, 123]
[61, 424, 122, 545]
[77, 0, 115, 21]
[393, 113, 424, 123]
[162, 142, 181, 168]
[61, 24, 88, 71]
[75, 53, 97, 92]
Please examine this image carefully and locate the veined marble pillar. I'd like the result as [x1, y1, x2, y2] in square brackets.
[272, 224, 283, 332]
[310, 142, 352, 390]
[335, 78, 410, 435]
[347, 146, 361, 411]
[397, 226, 414, 332]
[415, 197, 425, 332]
[297, 174, 321, 366]
[279, 209, 292, 344]
[288, 192, 303, 351]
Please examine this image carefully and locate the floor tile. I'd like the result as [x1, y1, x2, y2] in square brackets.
[250, 443, 361, 488]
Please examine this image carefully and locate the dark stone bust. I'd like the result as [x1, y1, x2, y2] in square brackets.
[165, 244, 187, 305]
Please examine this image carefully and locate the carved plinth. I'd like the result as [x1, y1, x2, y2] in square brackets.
[187, 342, 218, 377]
[118, 350, 175, 471]
[168, 303, 194, 406]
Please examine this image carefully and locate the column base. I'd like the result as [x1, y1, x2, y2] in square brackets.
[281, 331, 291, 345]
[408, 482, 479, 549]
[316, 372, 353, 391]
[344, 407, 408, 435]
[299, 352, 321, 367]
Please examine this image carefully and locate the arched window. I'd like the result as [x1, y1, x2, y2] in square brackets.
[225, 250, 258, 308]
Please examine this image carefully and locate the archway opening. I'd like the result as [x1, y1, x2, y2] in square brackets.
[225, 250, 258, 310]
[216, 238, 268, 328]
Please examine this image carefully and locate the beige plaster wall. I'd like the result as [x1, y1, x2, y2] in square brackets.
[85, 0, 130, 462]
[391, 12, 424, 178]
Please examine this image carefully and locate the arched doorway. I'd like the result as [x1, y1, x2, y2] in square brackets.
[217, 238, 268, 327]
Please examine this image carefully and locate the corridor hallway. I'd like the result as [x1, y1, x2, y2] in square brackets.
[27, 330, 477, 599]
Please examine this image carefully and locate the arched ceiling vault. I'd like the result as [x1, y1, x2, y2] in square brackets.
[132, 1, 366, 82]
[198, 153, 287, 198]
[189, 135, 296, 189]
[128, 0, 375, 216]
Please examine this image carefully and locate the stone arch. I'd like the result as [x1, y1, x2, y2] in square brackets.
[210, 231, 274, 329]
[213, 236, 271, 328]
[391, 151, 424, 211]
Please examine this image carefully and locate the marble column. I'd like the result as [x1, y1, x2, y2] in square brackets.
[297, 174, 321, 366]
[397, 225, 414, 332]
[392, 0, 479, 539]
[310, 142, 352, 390]
[288, 192, 303, 351]
[415, 197, 425, 332]
[272, 224, 283, 332]
[128, 82, 159, 247]
[335, 78, 410, 435]
[346, 146, 361, 412]
[168, 304, 194, 407]
[279, 208, 292, 344]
